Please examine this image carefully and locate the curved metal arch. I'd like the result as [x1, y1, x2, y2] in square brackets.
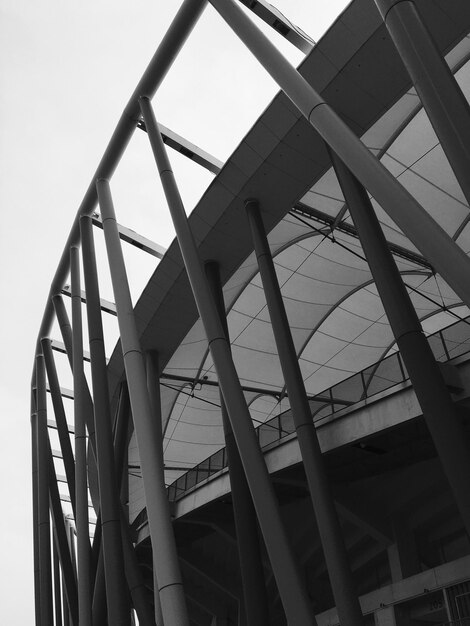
[333, 50, 470, 237]
[31, 0, 208, 384]
[278, 269, 430, 397]
[162, 229, 324, 431]
[163, 229, 427, 430]
[246, 392, 284, 426]
[158, 38, 470, 436]
[373, 300, 467, 365]
[161, 379, 196, 439]
[359, 301, 467, 400]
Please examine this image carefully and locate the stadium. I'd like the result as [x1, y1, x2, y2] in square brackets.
[31, 0, 470, 624]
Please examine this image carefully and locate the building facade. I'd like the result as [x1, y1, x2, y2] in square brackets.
[32, 1, 470, 624]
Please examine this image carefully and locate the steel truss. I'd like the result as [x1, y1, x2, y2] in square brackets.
[31, 1, 470, 624]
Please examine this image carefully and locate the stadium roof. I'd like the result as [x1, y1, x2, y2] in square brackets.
[92, 0, 470, 508]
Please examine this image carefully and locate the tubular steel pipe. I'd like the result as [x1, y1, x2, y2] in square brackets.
[208, 0, 470, 309]
[52, 296, 74, 368]
[120, 507, 157, 626]
[42, 338, 76, 518]
[91, 547, 107, 626]
[33, 0, 208, 368]
[68, 524, 77, 580]
[205, 261, 270, 626]
[140, 97, 315, 625]
[113, 384, 156, 626]
[63, 572, 70, 626]
[144, 351, 190, 626]
[331, 152, 470, 535]
[52, 295, 97, 456]
[374, 0, 470, 209]
[80, 216, 130, 626]
[48, 441, 79, 626]
[53, 542, 63, 626]
[71, 246, 93, 626]
[245, 200, 363, 626]
[97, 177, 190, 626]
[113, 383, 131, 491]
[31, 395, 41, 626]
[36, 354, 54, 626]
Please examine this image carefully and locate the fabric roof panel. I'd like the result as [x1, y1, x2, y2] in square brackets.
[232, 317, 278, 354]
[231, 345, 284, 390]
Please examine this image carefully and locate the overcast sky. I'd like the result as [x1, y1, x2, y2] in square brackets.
[0, 1, 350, 620]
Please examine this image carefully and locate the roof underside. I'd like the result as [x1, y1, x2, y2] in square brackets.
[100, 0, 470, 508]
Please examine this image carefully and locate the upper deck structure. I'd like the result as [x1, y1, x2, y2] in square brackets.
[31, 1, 470, 624]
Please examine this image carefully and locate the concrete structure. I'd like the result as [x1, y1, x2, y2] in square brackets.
[32, 0, 470, 624]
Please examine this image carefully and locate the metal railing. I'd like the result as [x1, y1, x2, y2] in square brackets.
[167, 315, 470, 501]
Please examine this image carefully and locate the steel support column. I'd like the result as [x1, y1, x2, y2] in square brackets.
[205, 261, 270, 626]
[374, 0, 470, 208]
[96, 180, 190, 626]
[52, 295, 97, 455]
[48, 441, 79, 626]
[144, 350, 193, 626]
[113, 383, 131, 500]
[120, 507, 157, 626]
[31, 396, 41, 626]
[331, 152, 470, 535]
[91, 547, 107, 626]
[71, 246, 93, 626]
[80, 216, 130, 626]
[52, 296, 73, 364]
[36, 354, 54, 626]
[207, 0, 470, 309]
[42, 338, 76, 517]
[69, 524, 77, 576]
[140, 97, 314, 626]
[53, 536, 63, 626]
[34, 0, 209, 358]
[62, 571, 70, 626]
[245, 200, 363, 626]
[114, 384, 156, 626]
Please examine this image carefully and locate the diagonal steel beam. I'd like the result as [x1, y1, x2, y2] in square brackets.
[137, 121, 223, 175]
[91, 214, 167, 259]
[239, 0, 315, 53]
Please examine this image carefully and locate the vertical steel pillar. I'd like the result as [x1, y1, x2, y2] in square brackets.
[48, 440, 79, 626]
[64, 519, 73, 626]
[42, 339, 76, 517]
[374, 0, 470, 208]
[114, 384, 156, 626]
[53, 540, 63, 626]
[143, 350, 192, 626]
[91, 548, 107, 626]
[36, 354, 54, 626]
[207, 0, 470, 309]
[245, 200, 363, 626]
[120, 507, 157, 626]
[47, 442, 78, 626]
[69, 524, 77, 577]
[113, 384, 131, 500]
[71, 246, 93, 626]
[80, 216, 130, 626]
[139, 98, 314, 626]
[52, 295, 97, 456]
[331, 152, 470, 534]
[31, 393, 41, 626]
[51, 295, 73, 367]
[96, 176, 190, 626]
[153, 570, 164, 626]
[63, 569, 70, 626]
[205, 261, 270, 626]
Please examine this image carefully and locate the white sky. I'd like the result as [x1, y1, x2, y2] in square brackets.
[0, 0, 350, 620]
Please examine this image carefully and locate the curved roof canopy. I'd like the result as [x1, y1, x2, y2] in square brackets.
[95, 0, 470, 515]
